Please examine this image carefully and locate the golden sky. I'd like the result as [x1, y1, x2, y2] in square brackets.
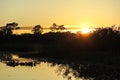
[0, 0, 120, 28]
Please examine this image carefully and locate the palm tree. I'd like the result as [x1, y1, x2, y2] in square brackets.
[32, 25, 43, 35]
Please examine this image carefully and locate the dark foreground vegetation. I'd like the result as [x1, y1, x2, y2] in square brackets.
[0, 22, 120, 80]
[0, 22, 120, 60]
[0, 22, 120, 53]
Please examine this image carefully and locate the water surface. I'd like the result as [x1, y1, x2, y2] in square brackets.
[0, 54, 82, 80]
[0, 53, 120, 80]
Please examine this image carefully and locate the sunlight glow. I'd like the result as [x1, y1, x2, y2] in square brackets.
[81, 25, 91, 34]
[81, 28, 91, 34]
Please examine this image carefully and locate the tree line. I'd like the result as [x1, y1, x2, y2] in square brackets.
[0, 22, 120, 52]
[0, 22, 66, 36]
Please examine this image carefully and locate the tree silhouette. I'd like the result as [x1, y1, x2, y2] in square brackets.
[57, 25, 66, 32]
[0, 22, 20, 36]
[93, 25, 119, 38]
[50, 23, 58, 32]
[50, 23, 66, 32]
[32, 25, 43, 35]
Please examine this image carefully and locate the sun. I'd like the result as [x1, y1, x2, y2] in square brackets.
[81, 28, 91, 34]
[81, 25, 91, 34]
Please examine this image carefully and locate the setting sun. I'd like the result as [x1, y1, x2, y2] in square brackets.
[81, 28, 91, 34]
[80, 25, 91, 34]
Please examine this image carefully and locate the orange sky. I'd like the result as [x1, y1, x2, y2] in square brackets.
[0, 0, 120, 29]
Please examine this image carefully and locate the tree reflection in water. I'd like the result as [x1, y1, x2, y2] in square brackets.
[0, 54, 39, 67]
[0, 54, 120, 80]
